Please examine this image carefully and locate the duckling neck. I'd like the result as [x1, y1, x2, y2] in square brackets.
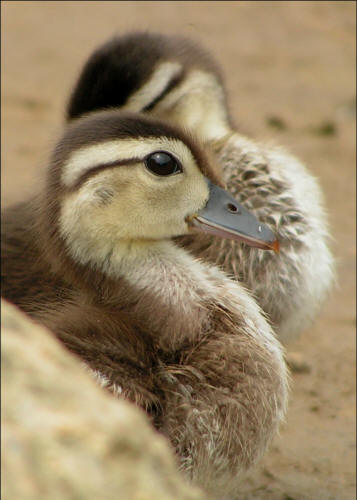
[98, 238, 219, 349]
[109, 238, 210, 302]
[108, 237, 283, 361]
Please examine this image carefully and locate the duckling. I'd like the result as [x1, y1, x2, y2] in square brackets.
[66, 32, 334, 344]
[2, 110, 288, 499]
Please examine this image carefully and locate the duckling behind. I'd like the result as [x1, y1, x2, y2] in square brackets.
[66, 32, 335, 343]
[2, 111, 288, 498]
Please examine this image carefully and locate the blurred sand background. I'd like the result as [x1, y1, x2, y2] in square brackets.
[1, 2, 356, 499]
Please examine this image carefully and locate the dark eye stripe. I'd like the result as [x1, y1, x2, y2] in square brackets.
[142, 70, 184, 112]
[68, 157, 141, 191]
[67, 149, 183, 192]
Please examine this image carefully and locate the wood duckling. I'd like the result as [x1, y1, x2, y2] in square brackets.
[66, 32, 334, 344]
[2, 111, 288, 499]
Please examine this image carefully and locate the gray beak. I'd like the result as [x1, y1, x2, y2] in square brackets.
[187, 180, 279, 252]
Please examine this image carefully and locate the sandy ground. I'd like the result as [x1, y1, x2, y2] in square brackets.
[2, 2, 356, 499]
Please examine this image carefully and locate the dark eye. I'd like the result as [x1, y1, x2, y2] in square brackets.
[144, 151, 183, 176]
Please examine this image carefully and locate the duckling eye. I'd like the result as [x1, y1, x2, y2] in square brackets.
[144, 151, 183, 177]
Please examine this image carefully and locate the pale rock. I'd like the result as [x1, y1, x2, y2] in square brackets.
[2, 299, 206, 500]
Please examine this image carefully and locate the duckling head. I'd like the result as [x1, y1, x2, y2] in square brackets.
[66, 32, 231, 142]
[46, 111, 276, 273]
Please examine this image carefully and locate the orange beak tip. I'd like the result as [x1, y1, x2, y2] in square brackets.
[272, 239, 280, 253]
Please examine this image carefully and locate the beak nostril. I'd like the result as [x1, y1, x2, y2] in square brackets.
[227, 202, 240, 214]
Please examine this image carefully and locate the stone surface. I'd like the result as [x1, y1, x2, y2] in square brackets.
[1, 299, 205, 500]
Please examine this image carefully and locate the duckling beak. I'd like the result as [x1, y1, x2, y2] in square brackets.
[187, 181, 280, 252]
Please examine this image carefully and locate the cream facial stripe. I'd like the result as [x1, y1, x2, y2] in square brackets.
[61, 137, 195, 188]
[153, 70, 230, 141]
[122, 61, 182, 112]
